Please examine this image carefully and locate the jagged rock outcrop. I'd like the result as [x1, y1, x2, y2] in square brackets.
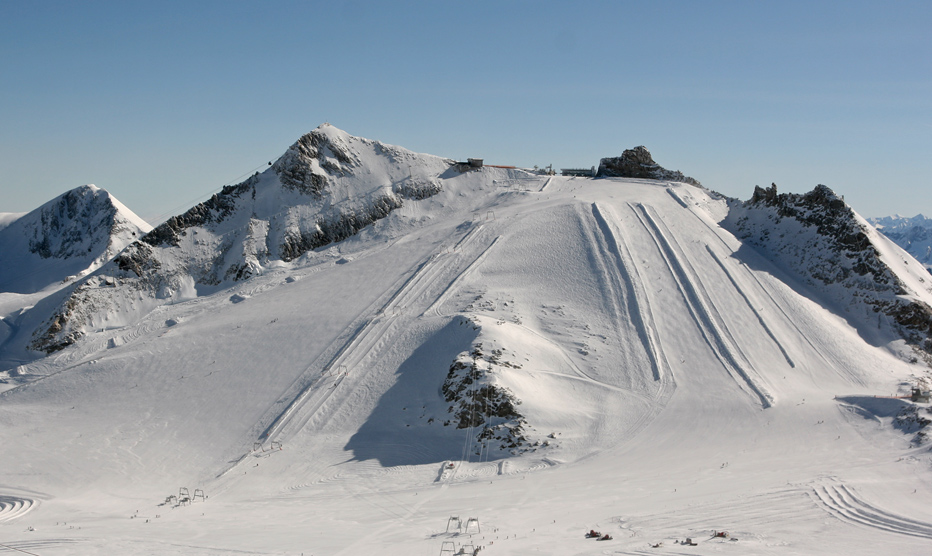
[440, 342, 532, 455]
[724, 183, 932, 355]
[749, 183, 891, 284]
[143, 178, 257, 248]
[274, 128, 358, 195]
[894, 404, 932, 446]
[596, 146, 700, 185]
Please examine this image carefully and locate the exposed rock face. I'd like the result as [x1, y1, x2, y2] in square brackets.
[27, 125, 451, 353]
[143, 178, 257, 248]
[274, 128, 358, 195]
[724, 183, 932, 356]
[894, 404, 932, 446]
[749, 183, 890, 284]
[597, 146, 700, 186]
[440, 343, 531, 455]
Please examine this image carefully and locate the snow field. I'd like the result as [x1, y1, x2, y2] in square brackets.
[2, 162, 932, 555]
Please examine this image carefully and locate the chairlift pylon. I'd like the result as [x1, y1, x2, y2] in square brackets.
[465, 517, 481, 534]
[446, 515, 462, 533]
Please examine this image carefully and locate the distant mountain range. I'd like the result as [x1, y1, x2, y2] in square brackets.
[868, 214, 932, 273]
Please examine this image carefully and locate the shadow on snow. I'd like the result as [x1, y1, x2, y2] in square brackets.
[344, 316, 480, 467]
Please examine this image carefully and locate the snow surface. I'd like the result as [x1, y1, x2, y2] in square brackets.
[2, 129, 932, 555]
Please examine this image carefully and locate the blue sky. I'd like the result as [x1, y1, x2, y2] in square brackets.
[2, 1, 930, 223]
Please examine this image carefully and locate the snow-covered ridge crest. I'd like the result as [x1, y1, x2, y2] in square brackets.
[0, 184, 151, 294]
[142, 123, 449, 259]
[723, 183, 932, 357]
[28, 125, 454, 353]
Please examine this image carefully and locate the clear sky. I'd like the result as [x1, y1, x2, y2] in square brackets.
[2, 1, 930, 223]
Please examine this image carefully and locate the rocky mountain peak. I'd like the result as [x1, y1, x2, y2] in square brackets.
[0, 184, 151, 294]
[273, 124, 361, 196]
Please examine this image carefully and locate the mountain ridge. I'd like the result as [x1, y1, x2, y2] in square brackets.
[2, 126, 932, 555]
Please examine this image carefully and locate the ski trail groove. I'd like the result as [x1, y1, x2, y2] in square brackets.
[425, 231, 500, 318]
[630, 203, 773, 408]
[667, 186, 863, 386]
[589, 202, 670, 384]
[810, 481, 932, 539]
[0, 496, 37, 523]
[705, 246, 796, 368]
[260, 224, 502, 445]
[248, 248, 445, 447]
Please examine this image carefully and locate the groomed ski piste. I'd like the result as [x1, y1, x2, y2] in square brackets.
[2, 127, 932, 555]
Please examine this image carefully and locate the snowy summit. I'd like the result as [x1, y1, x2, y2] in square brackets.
[1, 125, 932, 556]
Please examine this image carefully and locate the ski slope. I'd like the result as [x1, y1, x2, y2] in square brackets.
[1, 148, 931, 555]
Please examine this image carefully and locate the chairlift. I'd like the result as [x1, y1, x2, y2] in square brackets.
[465, 517, 481, 534]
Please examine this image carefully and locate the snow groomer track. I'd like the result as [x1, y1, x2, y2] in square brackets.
[811, 481, 932, 540]
[0, 495, 37, 523]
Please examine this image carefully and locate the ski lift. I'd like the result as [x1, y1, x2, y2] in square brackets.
[464, 517, 480, 534]
[446, 516, 462, 533]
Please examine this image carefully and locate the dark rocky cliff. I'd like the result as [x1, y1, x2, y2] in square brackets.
[597, 146, 700, 186]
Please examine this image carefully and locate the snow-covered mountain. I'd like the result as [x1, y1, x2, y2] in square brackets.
[870, 213, 932, 232]
[0, 184, 151, 295]
[869, 214, 932, 274]
[2, 126, 932, 556]
[724, 183, 932, 358]
[22, 124, 455, 354]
